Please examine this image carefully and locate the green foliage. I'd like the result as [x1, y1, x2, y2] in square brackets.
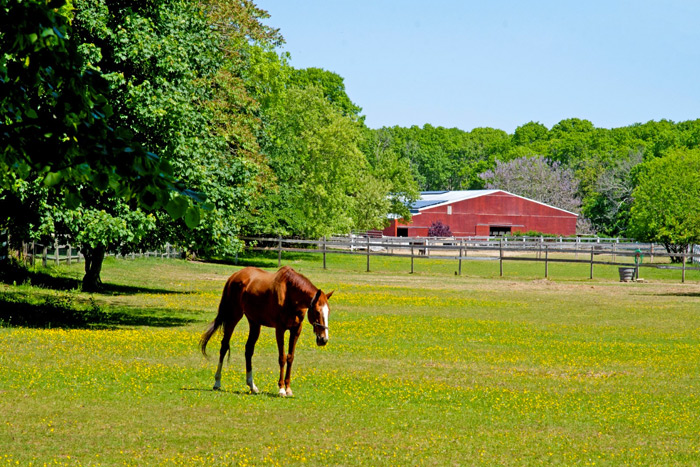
[361, 128, 420, 222]
[260, 86, 375, 237]
[0, 0, 192, 212]
[628, 148, 700, 260]
[289, 67, 363, 119]
[65, 0, 279, 259]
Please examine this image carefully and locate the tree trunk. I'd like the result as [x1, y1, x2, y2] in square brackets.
[664, 242, 687, 264]
[82, 245, 106, 292]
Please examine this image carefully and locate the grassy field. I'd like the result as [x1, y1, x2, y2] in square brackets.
[1, 252, 699, 466]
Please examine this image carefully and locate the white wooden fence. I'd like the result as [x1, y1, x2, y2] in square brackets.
[242, 235, 700, 283]
[16, 240, 181, 267]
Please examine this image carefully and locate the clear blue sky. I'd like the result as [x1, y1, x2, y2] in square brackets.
[258, 0, 700, 133]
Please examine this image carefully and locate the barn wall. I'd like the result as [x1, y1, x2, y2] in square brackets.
[382, 191, 577, 237]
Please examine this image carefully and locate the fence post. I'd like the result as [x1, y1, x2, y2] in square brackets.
[682, 253, 686, 283]
[278, 235, 282, 268]
[545, 245, 549, 278]
[499, 239, 503, 277]
[30, 241, 35, 267]
[42, 245, 47, 267]
[323, 236, 327, 270]
[366, 236, 370, 272]
[411, 242, 414, 274]
[54, 239, 59, 266]
[612, 242, 616, 262]
[589, 247, 594, 279]
[458, 240, 463, 276]
[67, 244, 71, 265]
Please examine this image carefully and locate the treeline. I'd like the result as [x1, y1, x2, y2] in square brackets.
[373, 119, 700, 235]
[2, 0, 700, 289]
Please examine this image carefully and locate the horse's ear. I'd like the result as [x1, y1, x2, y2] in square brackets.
[326, 290, 334, 300]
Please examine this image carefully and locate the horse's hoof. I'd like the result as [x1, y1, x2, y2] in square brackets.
[285, 388, 294, 397]
[278, 388, 287, 397]
[250, 385, 259, 394]
[213, 385, 221, 391]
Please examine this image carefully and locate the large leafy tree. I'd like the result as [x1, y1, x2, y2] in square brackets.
[2, 0, 281, 289]
[0, 0, 187, 210]
[628, 148, 700, 261]
[260, 85, 377, 237]
[1, 0, 205, 291]
[68, 0, 279, 276]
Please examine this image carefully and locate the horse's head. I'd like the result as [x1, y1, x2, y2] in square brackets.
[308, 290, 333, 346]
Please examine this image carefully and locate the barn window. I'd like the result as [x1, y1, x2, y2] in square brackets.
[397, 227, 409, 237]
[489, 226, 511, 236]
[447, 205, 452, 215]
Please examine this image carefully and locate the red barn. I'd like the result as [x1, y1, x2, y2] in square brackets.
[382, 190, 578, 237]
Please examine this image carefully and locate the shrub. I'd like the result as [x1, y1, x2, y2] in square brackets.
[428, 220, 452, 237]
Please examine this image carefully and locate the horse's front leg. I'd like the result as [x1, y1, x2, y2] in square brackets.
[275, 327, 288, 397]
[283, 325, 302, 397]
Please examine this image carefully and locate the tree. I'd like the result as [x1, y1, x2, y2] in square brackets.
[259, 86, 378, 237]
[2, 0, 281, 289]
[479, 155, 591, 232]
[628, 148, 700, 261]
[361, 128, 420, 223]
[53, 203, 157, 290]
[512, 121, 549, 146]
[58, 0, 279, 286]
[288, 67, 362, 119]
[582, 150, 643, 236]
[0, 0, 189, 211]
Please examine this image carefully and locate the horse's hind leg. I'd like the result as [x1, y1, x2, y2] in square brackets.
[213, 315, 241, 390]
[244, 321, 261, 394]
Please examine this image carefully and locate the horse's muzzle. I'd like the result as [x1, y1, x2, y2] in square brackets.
[316, 336, 328, 346]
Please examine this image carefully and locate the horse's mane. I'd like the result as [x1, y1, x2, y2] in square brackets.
[275, 266, 317, 296]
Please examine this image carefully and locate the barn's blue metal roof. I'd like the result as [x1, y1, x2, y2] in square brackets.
[410, 199, 447, 213]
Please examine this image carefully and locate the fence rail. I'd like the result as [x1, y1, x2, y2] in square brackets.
[242, 235, 699, 283]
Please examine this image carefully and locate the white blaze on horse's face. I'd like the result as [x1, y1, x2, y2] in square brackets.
[321, 303, 329, 340]
[312, 302, 329, 346]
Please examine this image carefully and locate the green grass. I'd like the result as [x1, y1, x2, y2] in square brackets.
[1, 254, 699, 465]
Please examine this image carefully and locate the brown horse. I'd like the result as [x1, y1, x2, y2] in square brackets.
[200, 266, 333, 397]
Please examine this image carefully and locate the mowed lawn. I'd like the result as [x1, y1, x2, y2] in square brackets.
[1, 253, 699, 466]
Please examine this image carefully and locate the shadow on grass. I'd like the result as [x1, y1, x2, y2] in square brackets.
[207, 251, 321, 269]
[655, 292, 700, 298]
[180, 387, 287, 398]
[1, 260, 186, 296]
[0, 293, 195, 329]
[0, 261, 82, 291]
[98, 283, 188, 296]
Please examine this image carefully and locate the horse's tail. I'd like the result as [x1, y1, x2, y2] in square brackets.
[200, 287, 231, 357]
